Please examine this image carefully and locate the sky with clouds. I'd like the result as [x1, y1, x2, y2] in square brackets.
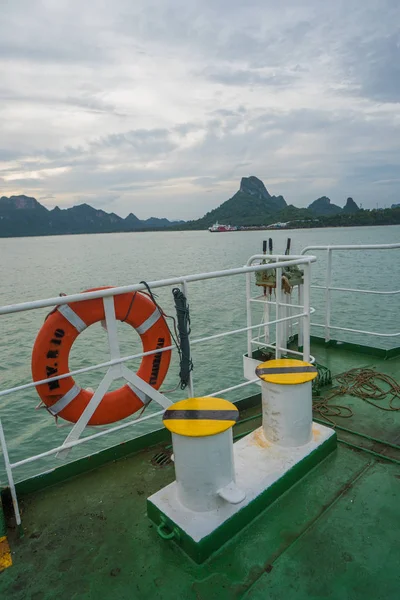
[1, 0, 399, 219]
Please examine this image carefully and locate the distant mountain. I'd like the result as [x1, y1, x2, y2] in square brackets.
[124, 212, 142, 227]
[176, 177, 369, 230]
[181, 176, 288, 229]
[0, 194, 45, 211]
[143, 217, 184, 227]
[240, 176, 287, 212]
[342, 197, 360, 214]
[0, 195, 182, 238]
[307, 196, 342, 216]
[174, 177, 370, 230]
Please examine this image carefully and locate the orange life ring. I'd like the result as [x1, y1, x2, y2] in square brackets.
[31, 288, 172, 425]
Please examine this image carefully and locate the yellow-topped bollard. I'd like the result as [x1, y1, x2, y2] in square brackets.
[256, 359, 318, 447]
[163, 396, 239, 437]
[163, 397, 245, 512]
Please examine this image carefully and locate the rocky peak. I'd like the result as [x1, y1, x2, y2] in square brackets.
[240, 176, 271, 200]
[68, 203, 96, 213]
[311, 196, 331, 208]
[308, 196, 342, 216]
[0, 194, 46, 211]
[342, 197, 360, 214]
[124, 213, 141, 224]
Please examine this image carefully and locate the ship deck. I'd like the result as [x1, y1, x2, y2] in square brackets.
[1, 340, 400, 599]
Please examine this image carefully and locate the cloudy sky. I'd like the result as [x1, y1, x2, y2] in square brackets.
[1, 0, 399, 219]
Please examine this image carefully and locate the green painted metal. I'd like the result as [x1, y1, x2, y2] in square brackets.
[2, 443, 397, 599]
[245, 460, 400, 600]
[338, 439, 400, 465]
[309, 335, 400, 359]
[12, 427, 171, 497]
[313, 418, 400, 451]
[0, 497, 6, 538]
[147, 433, 337, 563]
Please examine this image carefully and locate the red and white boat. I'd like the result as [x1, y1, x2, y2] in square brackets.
[208, 221, 237, 232]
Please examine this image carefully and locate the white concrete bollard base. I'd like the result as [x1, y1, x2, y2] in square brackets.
[148, 422, 336, 563]
[172, 429, 244, 512]
[262, 380, 313, 447]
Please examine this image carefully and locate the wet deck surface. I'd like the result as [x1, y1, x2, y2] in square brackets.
[1, 344, 399, 599]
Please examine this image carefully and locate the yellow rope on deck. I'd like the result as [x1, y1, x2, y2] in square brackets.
[313, 367, 400, 426]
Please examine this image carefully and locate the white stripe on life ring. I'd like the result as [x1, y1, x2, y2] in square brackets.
[135, 307, 162, 335]
[58, 304, 87, 333]
[48, 384, 82, 416]
[127, 383, 151, 405]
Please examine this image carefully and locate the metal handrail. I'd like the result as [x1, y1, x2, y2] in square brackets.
[311, 285, 399, 296]
[301, 243, 400, 342]
[0, 256, 314, 316]
[301, 243, 400, 252]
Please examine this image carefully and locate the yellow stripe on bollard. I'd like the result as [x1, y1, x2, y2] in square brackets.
[256, 359, 318, 385]
[163, 397, 238, 437]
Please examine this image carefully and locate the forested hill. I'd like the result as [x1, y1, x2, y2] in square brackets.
[0, 195, 183, 237]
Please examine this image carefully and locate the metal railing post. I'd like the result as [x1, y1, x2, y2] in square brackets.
[298, 283, 303, 349]
[0, 419, 21, 526]
[263, 297, 270, 346]
[302, 262, 311, 362]
[325, 249, 332, 342]
[246, 272, 252, 359]
[275, 267, 282, 358]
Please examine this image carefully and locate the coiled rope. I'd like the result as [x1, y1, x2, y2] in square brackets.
[313, 367, 400, 425]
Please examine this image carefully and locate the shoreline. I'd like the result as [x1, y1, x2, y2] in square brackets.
[0, 222, 399, 241]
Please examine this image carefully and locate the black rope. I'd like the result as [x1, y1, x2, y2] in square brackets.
[121, 291, 137, 322]
[139, 282, 194, 390]
[139, 281, 181, 352]
[172, 287, 194, 390]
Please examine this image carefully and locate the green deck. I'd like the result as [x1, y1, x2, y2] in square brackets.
[1, 341, 399, 599]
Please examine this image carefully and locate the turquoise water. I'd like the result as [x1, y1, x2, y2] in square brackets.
[0, 225, 399, 480]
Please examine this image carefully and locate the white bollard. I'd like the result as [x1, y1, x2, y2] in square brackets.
[256, 359, 318, 447]
[163, 397, 246, 512]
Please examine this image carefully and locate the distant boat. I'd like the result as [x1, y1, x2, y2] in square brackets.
[208, 221, 237, 232]
[266, 222, 289, 230]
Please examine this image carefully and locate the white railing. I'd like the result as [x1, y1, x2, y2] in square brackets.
[300, 244, 400, 342]
[0, 254, 316, 525]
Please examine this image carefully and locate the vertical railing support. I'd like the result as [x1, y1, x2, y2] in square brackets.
[263, 297, 270, 346]
[0, 419, 21, 527]
[275, 267, 282, 359]
[325, 249, 333, 342]
[298, 283, 303, 349]
[246, 273, 253, 359]
[302, 262, 311, 362]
